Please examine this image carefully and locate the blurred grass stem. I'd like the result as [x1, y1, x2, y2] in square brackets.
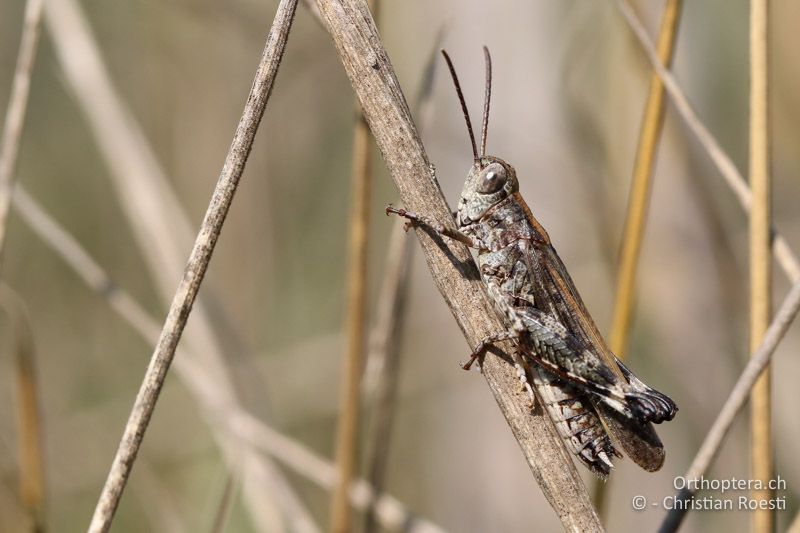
[362, 34, 442, 532]
[608, 0, 682, 361]
[748, 1, 773, 531]
[86, 1, 299, 530]
[0, 283, 45, 532]
[659, 279, 800, 532]
[313, 0, 602, 530]
[13, 185, 437, 532]
[330, 1, 377, 526]
[0, 0, 44, 261]
[42, 0, 316, 528]
[615, 0, 800, 284]
[596, 0, 682, 516]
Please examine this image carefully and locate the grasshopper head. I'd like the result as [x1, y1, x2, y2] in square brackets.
[441, 48, 516, 227]
[456, 156, 518, 227]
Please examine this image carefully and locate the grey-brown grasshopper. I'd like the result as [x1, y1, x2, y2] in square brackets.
[387, 48, 677, 477]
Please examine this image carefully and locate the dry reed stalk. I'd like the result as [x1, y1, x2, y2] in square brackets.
[0, 284, 44, 532]
[748, 1, 773, 531]
[42, 0, 317, 528]
[658, 279, 800, 532]
[209, 473, 238, 533]
[0, 0, 44, 258]
[362, 35, 441, 531]
[43, 0, 234, 398]
[227, 411, 447, 533]
[614, 0, 800, 285]
[608, 0, 682, 361]
[132, 460, 187, 533]
[86, 1, 299, 530]
[13, 186, 436, 532]
[13, 184, 319, 533]
[595, 0, 683, 515]
[789, 509, 800, 533]
[330, 2, 377, 527]
[362, 218, 411, 533]
[313, 0, 602, 530]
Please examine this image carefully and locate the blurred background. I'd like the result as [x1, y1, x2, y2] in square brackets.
[1, 0, 799, 531]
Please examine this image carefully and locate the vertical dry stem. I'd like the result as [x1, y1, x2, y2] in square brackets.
[0, 284, 45, 531]
[659, 280, 800, 533]
[43, 0, 314, 527]
[87, 1, 299, 530]
[330, 10, 376, 526]
[614, 0, 800, 285]
[596, 0, 683, 515]
[313, 0, 602, 530]
[14, 186, 435, 532]
[749, 1, 772, 531]
[608, 0, 682, 360]
[363, 218, 411, 533]
[0, 0, 44, 258]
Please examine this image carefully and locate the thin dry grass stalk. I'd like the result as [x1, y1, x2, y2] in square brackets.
[14, 185, 434, 533]
[658, 279, 800, 533]
[227, 411, 447, 533]
[789, 509, 800, 533]
[0, 283, 45, 532]
[748, 1, 773, 531]
[44, 0, 233, 394]
[86, 1, 299, 530]
[13, 186, 436, 532]
[313, 0, 601, 530]
[209, 473, 238, 533]
[608, 0, 682, 361]
[614, 0, 800, 285]
[363, 218, 411, 533]
[596, 0, 683, 516]
[0, 0, 44, 258]
[330, 0, 377, 523]
[362, 36, 441, 532]
[43, 0, 312, 527]
[132, 460, 187, 533]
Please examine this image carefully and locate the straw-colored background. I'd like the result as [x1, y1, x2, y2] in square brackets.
[1, 0, 799, 531]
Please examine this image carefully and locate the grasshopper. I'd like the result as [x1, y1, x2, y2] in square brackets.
[387, 48, 677, 477]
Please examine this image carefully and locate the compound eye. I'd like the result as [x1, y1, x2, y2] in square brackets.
[477, 164, 507, 194]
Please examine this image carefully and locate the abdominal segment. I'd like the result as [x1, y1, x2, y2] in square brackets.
[532, 367, 621, 478]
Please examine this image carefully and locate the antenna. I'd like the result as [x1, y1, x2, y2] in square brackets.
[481, 46, 492, 158]
[441, 50, 479, 164]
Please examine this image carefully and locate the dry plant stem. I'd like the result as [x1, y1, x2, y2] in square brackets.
[614, 0, 800, 285]
[363, 37, 439, 532]
[0, 283, 44, 531]
[658, 279, 800, 533]
[748, 2, 773, 531]
[313, 0, 601, 530]
[133, 460, 187, 533]
[86, 1, 299, 531]
[363, 218, 412, 533]
[38, 0, 313, 527]
[44, 0, 234, 400]
[608, 0, 682, 361]
[789, 509, 800, 533]
[0, 0, 44, 259]
[13, 186, 436, 533]
[596, 0, 683, 515]
[227, 411, 446, 533]
[210, 473, 238, 533]
[14, 186, 320, 533]
[330, 0, 377, 520]
[43, 2, 311, 527]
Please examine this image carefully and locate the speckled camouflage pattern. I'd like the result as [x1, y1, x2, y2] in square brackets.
[387, 155, 677, 476]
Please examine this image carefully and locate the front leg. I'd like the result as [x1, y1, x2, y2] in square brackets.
[386, 205, 486, 250]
